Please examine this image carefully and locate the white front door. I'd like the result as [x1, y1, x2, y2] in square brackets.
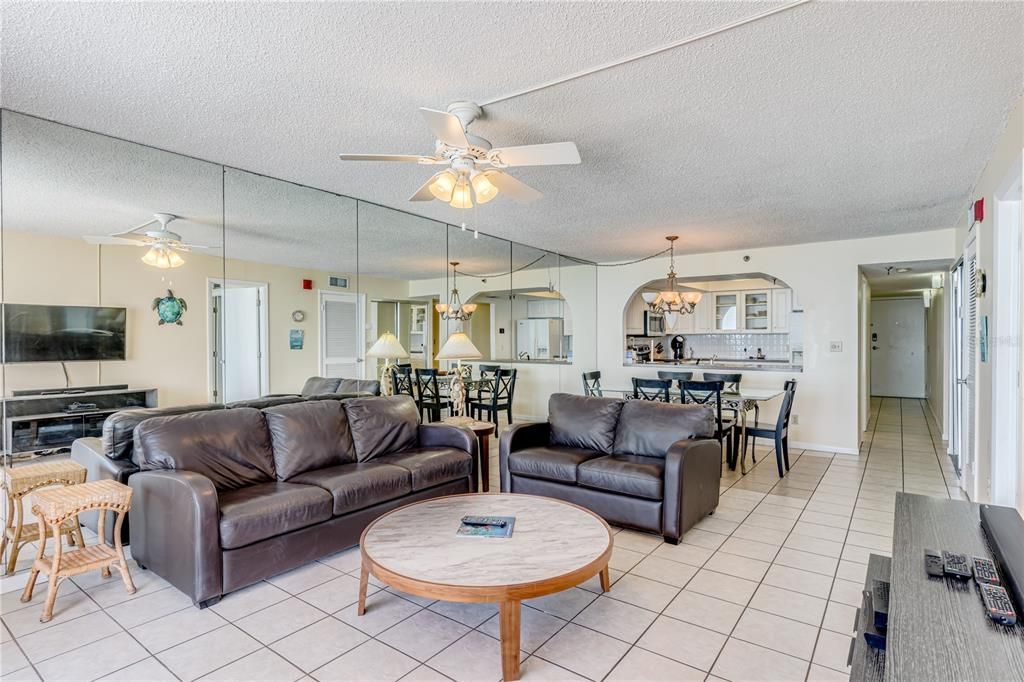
[320, 291, 364, 379]
[870, 298, 927, 398]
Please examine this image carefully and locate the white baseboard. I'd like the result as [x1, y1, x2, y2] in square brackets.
[789, 441, 860, 456]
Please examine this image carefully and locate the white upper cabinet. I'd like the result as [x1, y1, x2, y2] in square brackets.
[526, 298, 563, 318]
[694, 295, 713, 332]
[714, 293, 739, 331]
[771, 289, 792, 332]
[625, 295, 646, 335]
[743, 291, 770, 331]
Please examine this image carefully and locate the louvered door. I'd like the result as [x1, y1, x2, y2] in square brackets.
[320, 292, 364, 379]
[960, 236, 978, 495]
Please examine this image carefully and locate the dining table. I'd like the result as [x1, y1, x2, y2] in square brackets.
[601, 386, 784, 473]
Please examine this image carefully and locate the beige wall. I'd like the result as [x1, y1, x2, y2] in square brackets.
[2, 229, 409, 405]
[955, 95, 1024, 504]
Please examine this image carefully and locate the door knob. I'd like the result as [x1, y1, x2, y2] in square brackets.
[871, 346, 879, 350]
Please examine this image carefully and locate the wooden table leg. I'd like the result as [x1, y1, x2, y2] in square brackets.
[499, 599, 521, 681]
[357, 563, 369, 616]
[479, 435, 490, 493]
[599, 565, 611, 592]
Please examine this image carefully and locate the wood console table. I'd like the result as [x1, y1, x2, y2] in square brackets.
[850, 493, 1024, 681]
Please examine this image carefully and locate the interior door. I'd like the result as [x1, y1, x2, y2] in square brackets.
[960, 236, 979, 495]
[320, 292, 364, 379]
[870, 298, 926, 398]
[949, 262, 963, 474]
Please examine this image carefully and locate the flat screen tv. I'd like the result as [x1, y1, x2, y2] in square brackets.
[3, 304, 127, 363]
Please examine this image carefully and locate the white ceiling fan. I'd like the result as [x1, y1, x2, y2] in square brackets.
[83, 213, 216, 268]
[339, 101, 580, 208]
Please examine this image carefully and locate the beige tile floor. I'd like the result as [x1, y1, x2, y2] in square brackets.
[1, 397, 958, 681]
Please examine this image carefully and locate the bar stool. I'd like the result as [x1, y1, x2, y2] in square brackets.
[20, 479, 136, 622]
[1, 461, 87, 574]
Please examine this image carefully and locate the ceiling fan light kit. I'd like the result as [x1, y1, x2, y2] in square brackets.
[339, 101, 580, 209]
[141, 244, 185, 269]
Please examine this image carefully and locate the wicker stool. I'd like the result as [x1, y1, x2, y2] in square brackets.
[20, 480, 136, 622]
[1, 461, 87, 574]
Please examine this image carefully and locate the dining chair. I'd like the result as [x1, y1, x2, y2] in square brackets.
[747, 378, 797, 465]
[390, 365, 415, 399]
[632, 377, 672, 402]
[470, 363, 501, 412]
[656, 370, 693, 395]
[702, 371, 748, 426]
[470, 368, 516, 427]
[681, 380, 736, 469]
[744, 381, 797, 477]
[414, 368, 448, 422]
[582, 371, 603, 397]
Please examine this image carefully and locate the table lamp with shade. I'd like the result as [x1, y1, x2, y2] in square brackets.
[435, 330, 482, 418]
[365, 332, 409, 396]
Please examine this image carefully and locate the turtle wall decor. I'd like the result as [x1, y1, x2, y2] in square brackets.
[152, 289, 187, 325]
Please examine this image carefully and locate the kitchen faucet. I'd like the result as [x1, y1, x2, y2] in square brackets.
[518, 351, 531, 361]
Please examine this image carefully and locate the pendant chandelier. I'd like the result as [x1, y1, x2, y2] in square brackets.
[642, 236, 702, 328]
[435, 261, 477, 321]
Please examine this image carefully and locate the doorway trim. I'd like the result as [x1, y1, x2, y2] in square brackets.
[207, 278, 270, 402]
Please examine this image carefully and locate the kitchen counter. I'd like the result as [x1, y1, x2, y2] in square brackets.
[624, 359, 803, 373]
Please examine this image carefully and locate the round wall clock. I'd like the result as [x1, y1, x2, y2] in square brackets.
[291, 310, 306, 322]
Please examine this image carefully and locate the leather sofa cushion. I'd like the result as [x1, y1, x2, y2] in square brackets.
[578, 455, 665, 500]
[227, 396, 305, 410]
[613, 401, 714, 458]
[218, 482, 333, 549]
[301, 377, 341, 397]
[290, 462, 412, 515]
[548, 393, 624, 454]
[343, 396, 419, 461]
[264, 400, 357, 479]
[135, 408, 277, 491]
[103, 403, 224, 462]
[338, 378, 382, 396]
[377, 447, 472, 491]
[506, 445, 603, 483]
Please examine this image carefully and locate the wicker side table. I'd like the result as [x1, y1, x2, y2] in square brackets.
[20, 479, 136, 622]
[1, 461, 87, 574]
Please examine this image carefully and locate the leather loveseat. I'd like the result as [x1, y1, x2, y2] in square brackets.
[70, 395, 306, 544]
[129, 395, 475, 607]
[499, 393, 721, 543]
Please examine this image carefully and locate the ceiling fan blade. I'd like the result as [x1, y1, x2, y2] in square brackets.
[488, 142, 581, 167]
[338, 153, 432, 163]
[419, 108, 469, 148]
[177, 243, 217, 250]
[82, 235, 146, 246]
[110, 216, 159, 237]
[486, 171, 543, 203]
[408, 176, 436, 202]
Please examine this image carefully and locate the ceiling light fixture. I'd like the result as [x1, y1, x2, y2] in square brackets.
[435, 262, 477, 321]
[643, 236, 702, 329]
[896, 267, 912, 273]
[141, 244, 185, 269]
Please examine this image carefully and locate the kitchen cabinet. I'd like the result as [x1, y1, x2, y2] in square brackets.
[526, 298, 564, 318]
[625, 295, 646, 335]
[744, 292, 769, 330]
[771, 289, 792, 332]
[694, 295, 713, 332]
[714, 293, 739, 331]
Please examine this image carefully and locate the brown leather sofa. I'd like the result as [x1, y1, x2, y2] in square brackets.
[70, 395, 305, 544]
[499, 393, 721, 543]
[128, 395, 475, 607]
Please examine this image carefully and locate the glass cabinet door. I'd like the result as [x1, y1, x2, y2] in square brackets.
[715, 294, 738, 330]
[745, 292, 769, 330]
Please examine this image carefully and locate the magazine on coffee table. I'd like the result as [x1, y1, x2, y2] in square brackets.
[456, 515, 516, 538]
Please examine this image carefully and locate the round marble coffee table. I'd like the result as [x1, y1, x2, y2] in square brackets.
[358, 493, 613, 681]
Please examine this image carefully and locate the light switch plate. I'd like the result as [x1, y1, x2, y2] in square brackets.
[830, 341, 843, 352]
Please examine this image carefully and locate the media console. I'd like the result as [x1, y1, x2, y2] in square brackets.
[2, 386, 157, 461]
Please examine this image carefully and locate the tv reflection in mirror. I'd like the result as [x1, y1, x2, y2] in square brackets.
[3, 304, 127, 362]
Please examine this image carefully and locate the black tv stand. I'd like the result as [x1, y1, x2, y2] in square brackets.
[12, 384, 130, 397]
[3, 387, 157, 460]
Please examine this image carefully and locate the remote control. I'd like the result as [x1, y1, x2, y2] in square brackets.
[861, 591, 887, 650]
[972, 556, 1000, 585]
[943, 551, 972, 579]
[978, 583, 1017, 625]
[925, 548, 944, 577]
[461, 516, 507, 528]
[871, 579, 890, 630]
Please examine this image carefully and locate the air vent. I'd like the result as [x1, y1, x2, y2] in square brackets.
[329, 276, 350, 289]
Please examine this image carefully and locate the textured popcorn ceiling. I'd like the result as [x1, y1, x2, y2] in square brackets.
[1, 1, 1021, 264]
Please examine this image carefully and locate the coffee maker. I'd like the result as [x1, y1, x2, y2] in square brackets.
[670, 335, 686, 361]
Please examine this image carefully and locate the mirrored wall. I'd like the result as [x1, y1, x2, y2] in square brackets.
[1, 109, 597, 460]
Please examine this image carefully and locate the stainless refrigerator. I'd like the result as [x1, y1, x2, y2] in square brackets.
[516, 318, 564, 360]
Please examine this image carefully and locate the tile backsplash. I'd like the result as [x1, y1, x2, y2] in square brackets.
[664, 333, 790, 360]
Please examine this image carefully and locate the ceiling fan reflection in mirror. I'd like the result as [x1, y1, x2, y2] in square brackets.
[83, 213, 216, 269]
[339, 101, 581, 208]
